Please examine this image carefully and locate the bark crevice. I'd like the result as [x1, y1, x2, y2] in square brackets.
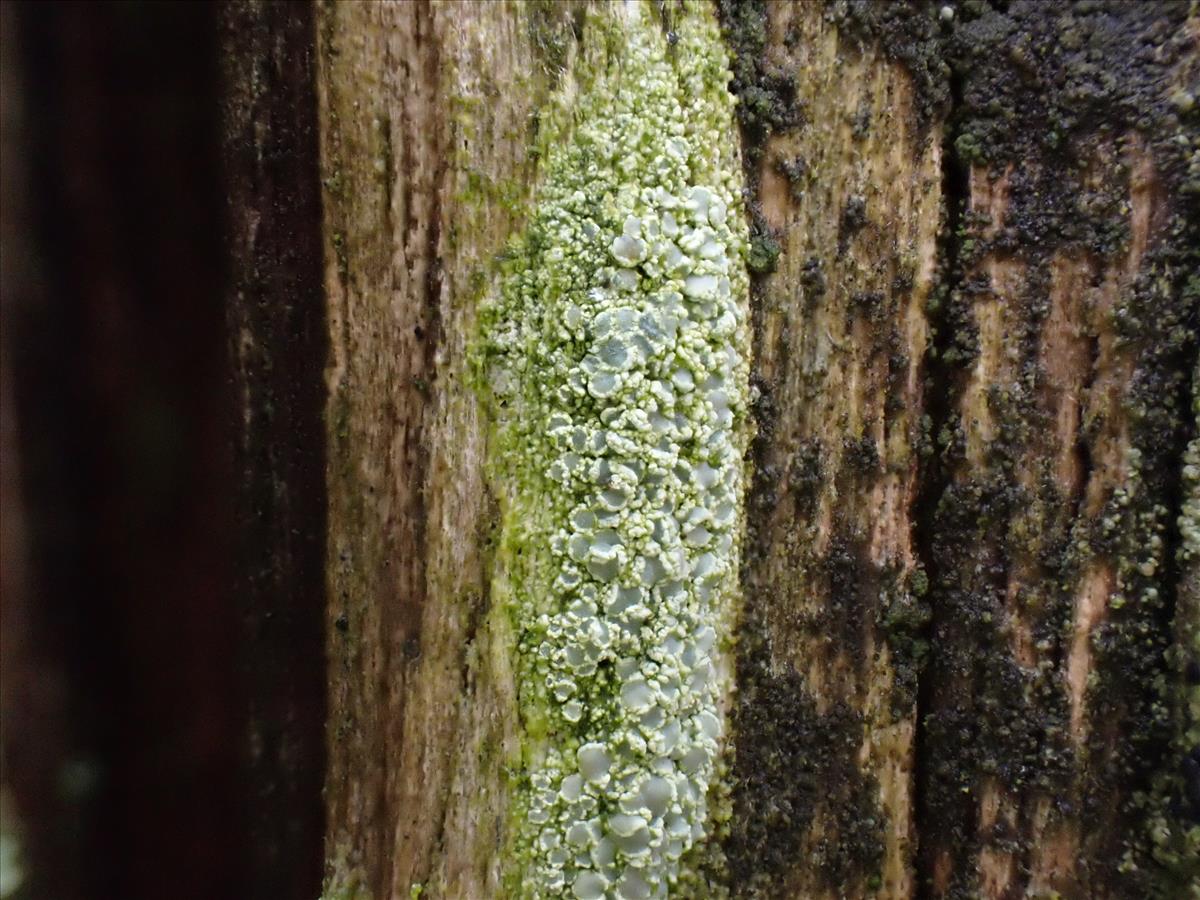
[910, 54, 969, 900]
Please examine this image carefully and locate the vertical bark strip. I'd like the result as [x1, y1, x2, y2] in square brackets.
[718, 3, 942, 897]
[220, 3, 328, 898]
[315, 2, 584, 896]
[918, 4, 1199, 898]
[1155, 354, 1200, 892]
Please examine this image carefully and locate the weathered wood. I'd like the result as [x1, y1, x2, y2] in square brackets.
[312, 1, 1200, 900]
[301, 1, 1197, 897]
[718, 2, 941, 898]
[8, 0, 1197, 897]
[315, 2, 583, 895]
[916, 3, 1199, 898]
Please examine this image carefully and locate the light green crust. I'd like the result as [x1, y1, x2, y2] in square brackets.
[478, 2, 749, 897]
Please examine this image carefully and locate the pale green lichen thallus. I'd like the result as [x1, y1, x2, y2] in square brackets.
[480, 2, 750, 898]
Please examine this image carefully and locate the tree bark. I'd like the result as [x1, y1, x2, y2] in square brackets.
[220, 2, 329, 896]
[915, 5, 1198, 897]
[288, 1, 1198, 897]
[2, 2, 1193, 899]
[718, 3, 941, 898]
[313, 2, 581, 895]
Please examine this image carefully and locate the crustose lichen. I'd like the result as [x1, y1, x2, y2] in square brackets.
[480, 2, 749, 897]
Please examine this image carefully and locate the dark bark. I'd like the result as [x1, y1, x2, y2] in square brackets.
[914, 4, 1199, 896]
[220, 3, 328, 897]
[717, 3, 941, 896]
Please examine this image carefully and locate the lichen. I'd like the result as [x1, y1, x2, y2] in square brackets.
[713, 0, 803, 156]
[901, 1, 1200, 894]
[1144, 356, 1200, 895]
[477, 2, 750, 898]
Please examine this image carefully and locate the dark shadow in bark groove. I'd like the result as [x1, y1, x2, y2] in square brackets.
[220, 3, 330, 898]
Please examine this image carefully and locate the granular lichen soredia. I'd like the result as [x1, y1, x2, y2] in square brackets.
[479, 2, 750, 896]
